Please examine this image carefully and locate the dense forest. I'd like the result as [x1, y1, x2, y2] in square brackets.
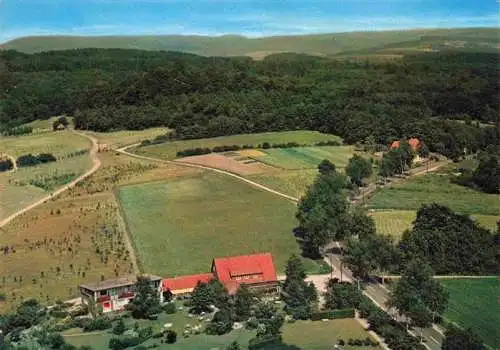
[1, 49, 499, 157]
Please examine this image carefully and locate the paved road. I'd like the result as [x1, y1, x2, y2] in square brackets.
[324, 248, 445, 350]
[0, 130, 101, 228]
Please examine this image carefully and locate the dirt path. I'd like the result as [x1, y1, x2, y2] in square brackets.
[0, 130, 101, 228]
[116, 144, 300, 203]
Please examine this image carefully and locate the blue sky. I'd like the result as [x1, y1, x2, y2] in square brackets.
[1, 0, 498, 43]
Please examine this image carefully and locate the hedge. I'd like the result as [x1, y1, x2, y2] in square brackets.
[248, 334, 283, 350]
[16, 153, 57, 167]
[311, 308, 355, 321]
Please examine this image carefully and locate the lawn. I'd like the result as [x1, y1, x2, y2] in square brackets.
[86, 127, 170, 148]
[136, 131, 341, 160]
[282, 319, 382, 350]
[441, 278, 500, 349]
[117, 171, 324, 276]
[24, 117, 74, 132]
[368, 174, 500, 215]
[371, 210, 499, 239]
[255, 146, 354, 170]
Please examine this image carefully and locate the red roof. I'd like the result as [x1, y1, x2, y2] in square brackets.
[162, 273, 213, 292]
[390, 138, 420, 151]
[212, 253, 277, 292]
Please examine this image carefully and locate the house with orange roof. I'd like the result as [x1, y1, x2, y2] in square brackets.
[162, 273, 214, 299]
[212, 253, 278, 295]
[390, 137, 422, 162]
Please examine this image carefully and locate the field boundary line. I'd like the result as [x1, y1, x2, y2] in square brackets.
[116, 144, 300, 203]
[112, 187, 142, 275]
[0, 130, 101, 228]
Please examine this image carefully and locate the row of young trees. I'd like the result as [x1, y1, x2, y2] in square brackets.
[1, 49, 498, 158]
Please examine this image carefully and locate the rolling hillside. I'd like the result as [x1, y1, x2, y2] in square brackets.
[1, 28, 498, 58]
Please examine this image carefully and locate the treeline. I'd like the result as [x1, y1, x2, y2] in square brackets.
[1, 49, 499, 157]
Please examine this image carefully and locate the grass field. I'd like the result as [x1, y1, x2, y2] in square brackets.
[118, 171, 325, 276]
[441, 278, 500, 349]
[371, 210, 499, 239]
[368, 174, 500, 216]
[2, 28, 497, 57]
[0, 155, 93, 219]
[0, 130, 90, 158]
[85, 127, 170, 148]
[136, 131, 341, 160]
[255, 146, 354, 170]
[249, 169, 317, 199]
[0, 131, 93, 220]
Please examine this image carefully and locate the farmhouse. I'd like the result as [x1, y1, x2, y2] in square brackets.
[79, 274, 163, 314]
[390, 137, 422, 162]
[212, 253, 278, 295]
[162, 252, 279, 298]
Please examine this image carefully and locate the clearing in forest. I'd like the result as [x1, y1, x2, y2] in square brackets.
[117, 171, 327, 277]
[441, 278, 500, 349]
[136, 130, 341, 160]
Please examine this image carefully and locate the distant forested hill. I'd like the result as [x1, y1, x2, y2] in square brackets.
[0, 47, 498, 159]
[1, 28, 498, 57]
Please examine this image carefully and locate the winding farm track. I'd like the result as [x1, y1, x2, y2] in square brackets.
[116, 143, 300, 203]
[0, 130, 101, 228]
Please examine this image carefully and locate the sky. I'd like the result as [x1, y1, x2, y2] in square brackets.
[1, 0, 498, 43]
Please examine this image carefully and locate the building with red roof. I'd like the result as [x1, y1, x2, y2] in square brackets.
[211, 253, 278, 295]
[162, 273, 213, 297]
[390, 138, 422, 162]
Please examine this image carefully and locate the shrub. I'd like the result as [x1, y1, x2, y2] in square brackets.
[165, 330, 177, 344]
[16, 153, 57, 167]
[310, 308, 355, 321]
[0, 159, 14, 172]
[112, 319, 127, 335]
[109, 337, 142, 350]
[82, 316, 112, 332]
[162, 302, 176, 314]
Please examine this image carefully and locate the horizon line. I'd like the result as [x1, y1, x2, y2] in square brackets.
[1, 26, 498, 45]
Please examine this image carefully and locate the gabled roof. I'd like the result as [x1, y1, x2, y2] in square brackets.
[80, 274, 162, 292]
[162, 273, 213, 292]
[212, 253, 277, 286]
[390, 138, 421, 151]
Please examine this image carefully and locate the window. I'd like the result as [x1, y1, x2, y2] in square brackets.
[100, 290, 107, 296]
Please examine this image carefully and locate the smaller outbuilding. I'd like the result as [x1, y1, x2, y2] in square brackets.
[162, 273, 214, 299]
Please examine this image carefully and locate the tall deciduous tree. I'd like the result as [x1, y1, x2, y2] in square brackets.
[317, 159, 336, 175]
[126, 276, 161, 319]
[346, 154, 373, 186]
[442, 327, 486, 350]
[296, 173, 350, 257]
[234, 284, 253, 321]
[472, 154, 500, 194]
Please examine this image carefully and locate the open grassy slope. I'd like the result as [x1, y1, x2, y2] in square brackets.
[2, 28, 498, 57]
[441, 278, 500, 349]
